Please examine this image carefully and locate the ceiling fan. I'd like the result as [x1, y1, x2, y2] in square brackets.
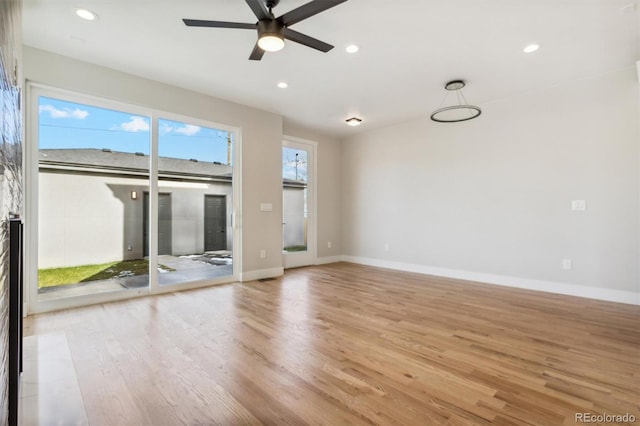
[183, 0, 348, 60]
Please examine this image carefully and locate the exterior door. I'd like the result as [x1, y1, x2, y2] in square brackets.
[282, 138, 316, 269]
[144, 192, 172, 256]
[204, 195, 227, 251]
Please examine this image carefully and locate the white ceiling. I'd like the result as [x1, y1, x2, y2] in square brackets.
[22, 0, 640, 138]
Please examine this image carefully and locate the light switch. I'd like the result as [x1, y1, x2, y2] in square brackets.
[571, 200, 586, 211]
[260, 203, 273, 212]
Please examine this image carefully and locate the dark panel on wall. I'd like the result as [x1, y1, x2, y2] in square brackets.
[0, 0, 23, 424]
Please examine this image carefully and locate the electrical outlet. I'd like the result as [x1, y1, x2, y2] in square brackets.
[127, 244, 133, 251]
[260, 249, 266, 259]
[384, 243, 389, 252]
[571, 200, 586, 211]
[327, 241, 332, 249]
[562, 259, 572, 270]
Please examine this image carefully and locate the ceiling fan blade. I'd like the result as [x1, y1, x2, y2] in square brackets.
[283, 28, 333, 52]
[183, 19, 255, 29]
[277, 0, 348, 27]
[249, 43, 265, 61]
[245, 0, 271, 20]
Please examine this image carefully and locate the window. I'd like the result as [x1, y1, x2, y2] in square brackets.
[28, 86, 241, 312]
[282, 146, 308, 253]
[155, 118, 234, 286]
[37, 96, 152, 300]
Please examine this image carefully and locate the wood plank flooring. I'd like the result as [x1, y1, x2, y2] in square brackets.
[24, 262, 640, 425]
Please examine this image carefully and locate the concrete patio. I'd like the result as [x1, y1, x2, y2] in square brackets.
[38, 252, 233, 301]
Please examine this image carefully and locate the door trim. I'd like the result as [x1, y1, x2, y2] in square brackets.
[25, 82, 243, 314]
[282, 135, 317, 269]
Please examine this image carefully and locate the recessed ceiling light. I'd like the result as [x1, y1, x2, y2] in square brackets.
[346, 44, 359, 53]
[75, 8, 98, 21]
[345, 117, 362, 126]
[523, 43, 539, 53]
[277, 82, 288, 89]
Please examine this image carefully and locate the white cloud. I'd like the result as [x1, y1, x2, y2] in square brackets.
[159, 123, 173, 135]
[160, 123, 202, 136]
[39, 104, 89, 119]
[174, 124, 201, 136]
[72, 109, 89, 119]
[120, 116, 150, 132]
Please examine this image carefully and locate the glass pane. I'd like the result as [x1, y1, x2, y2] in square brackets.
[37, 96, 150, 300]
[156, 118, 233, 286]
[282, 147, 308, 253]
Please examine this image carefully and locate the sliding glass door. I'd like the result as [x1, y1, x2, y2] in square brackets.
[155, 118, 234, 287]
[36, 95, 151, 301]
[27, 85, 240, 312]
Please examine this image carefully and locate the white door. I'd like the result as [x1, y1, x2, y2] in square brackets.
[282, 138, 316, 269]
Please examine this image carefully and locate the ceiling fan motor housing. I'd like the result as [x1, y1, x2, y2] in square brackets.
[258, 19, 283, 38]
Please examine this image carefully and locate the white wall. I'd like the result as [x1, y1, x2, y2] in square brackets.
[342, 68, 639, 303]
[39, 170, 140, 268]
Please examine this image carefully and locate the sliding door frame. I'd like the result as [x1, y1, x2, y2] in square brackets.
[25, 83, 242, 314]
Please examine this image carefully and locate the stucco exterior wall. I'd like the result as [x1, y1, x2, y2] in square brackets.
[283, 187, 305, 248]
[38, 169, 232, 268]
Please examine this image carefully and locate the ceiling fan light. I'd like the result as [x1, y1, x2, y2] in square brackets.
[258, 35, 284, 52]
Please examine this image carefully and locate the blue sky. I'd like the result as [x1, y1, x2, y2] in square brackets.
[282, 147, 307, 182]
[38, 96, 232, 163]
[39, 96, 306, 179]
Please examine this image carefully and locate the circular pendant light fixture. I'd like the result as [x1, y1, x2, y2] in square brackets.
[345, 117, 362, 126]
[430, 80, 482, 123]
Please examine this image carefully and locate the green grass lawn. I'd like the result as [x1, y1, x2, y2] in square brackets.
[38, 259, 175, 288]
[284, 245, 307, 252]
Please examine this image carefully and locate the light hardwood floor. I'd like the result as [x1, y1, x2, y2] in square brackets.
[24, 262, 640, 425]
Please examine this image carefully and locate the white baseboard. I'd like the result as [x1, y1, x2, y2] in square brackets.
[342, 255, 640, 306]
[239, 267, 284, 282]
[315, 256, 343, 265]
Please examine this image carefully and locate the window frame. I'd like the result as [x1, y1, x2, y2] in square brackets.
[282, 135, 317, 269]
[25, 82, 243, 314]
